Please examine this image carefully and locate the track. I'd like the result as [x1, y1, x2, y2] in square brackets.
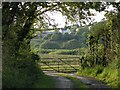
[44, 71, 113, 90]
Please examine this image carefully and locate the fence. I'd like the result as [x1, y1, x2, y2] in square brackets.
[39, 56, 82, 73]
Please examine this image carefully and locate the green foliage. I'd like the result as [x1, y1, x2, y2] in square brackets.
[2, 52, 42, 88]
[37, 49, 80, 55]
[50, 33, 62, 41]
[62, 39, 80, 49]
[49, 49, 79, 55]
[31, 53, 40, 62]
[76, 26, 89, 36]
[61, 33, 75, 41]
[97, 59, 119, 88]
[77, 5, 120, 88]
[2, 2, 42, 88]
[2, 2, 120, 88]
[77, 65, 104, 78]
[31, 25, 89, 51]
[40, 40, 60, 49]
[77, 59, 119, 88]
[33, 74, 55, 88]
[43, 34, 52, 40]
[39, 49, 55, 54]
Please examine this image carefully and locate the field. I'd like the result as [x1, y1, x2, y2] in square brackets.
[37, 49, 80, 55]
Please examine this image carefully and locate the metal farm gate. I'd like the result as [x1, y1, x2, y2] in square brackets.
[39, 56, 82, 73]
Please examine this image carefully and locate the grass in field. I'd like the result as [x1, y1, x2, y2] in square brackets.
[56, 73, 88, 89]
[38, 49, 79, 55]
[39, 54, 80, 58]
[33, 73, 55, 88]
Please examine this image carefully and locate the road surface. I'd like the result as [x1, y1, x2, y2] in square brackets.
[44, 71, 112, 90]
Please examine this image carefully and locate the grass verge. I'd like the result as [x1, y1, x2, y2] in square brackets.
[77, 59, 119, 88]
[33, 73, 55, 88]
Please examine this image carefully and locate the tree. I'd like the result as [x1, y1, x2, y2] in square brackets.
[75, 26, 89, 47]
[50, 32, 62, 41]
[42, 34, 52, 40]
[87, 21, 108, 67]
[62, 39, 80, 49]
[60, 33, 74, 41]
[40, 40, 60, 49]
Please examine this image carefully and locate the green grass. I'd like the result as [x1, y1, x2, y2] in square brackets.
[49, 49, 79, 55]
[77, 59, 119, 88]
[97, 59, 119, 88]
[56, 73, 88, 89]
[39, 54, 80, 58]
[38, 49, 79, 55]
[33, 73, 55, 88]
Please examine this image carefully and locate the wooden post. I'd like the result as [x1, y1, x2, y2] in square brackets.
[58, 60, 59, 72]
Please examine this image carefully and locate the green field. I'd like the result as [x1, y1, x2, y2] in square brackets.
[39, 54, 80, 58]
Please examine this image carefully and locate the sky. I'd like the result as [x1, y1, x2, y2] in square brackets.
[45, 5, 116, 28]
[33, 4, 116, 29]
[46, 11, 105, 28]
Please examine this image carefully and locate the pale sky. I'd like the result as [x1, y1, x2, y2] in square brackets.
[46, 11, 106, 28]
[45, 11, 66, 28]
[94, 12, 105, 22]
[34, 4, 116, 29]
[45, 4, 116, 28]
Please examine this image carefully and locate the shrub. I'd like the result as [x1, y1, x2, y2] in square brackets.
[2, 52, 42, 88]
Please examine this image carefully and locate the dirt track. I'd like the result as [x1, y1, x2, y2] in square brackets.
[69, 73, 112, 90]
[53, 76, 74, 89]
[44, 71, 112, 90]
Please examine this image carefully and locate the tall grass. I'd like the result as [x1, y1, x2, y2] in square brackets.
[77, 59, 119, 88]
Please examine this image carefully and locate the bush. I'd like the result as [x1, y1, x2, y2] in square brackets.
[2, 52, 42, 88]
